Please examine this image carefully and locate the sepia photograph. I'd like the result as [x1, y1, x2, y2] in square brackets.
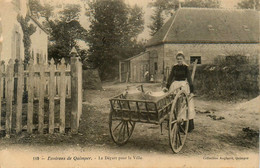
[0, 0, 259, 167]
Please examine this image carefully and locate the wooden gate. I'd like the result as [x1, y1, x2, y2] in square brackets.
[0, 57, 82, 137]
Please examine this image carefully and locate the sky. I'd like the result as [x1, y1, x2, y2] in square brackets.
[43, 0, 242, 40]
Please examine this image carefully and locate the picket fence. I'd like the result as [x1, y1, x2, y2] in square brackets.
[0, 57, 82, 137]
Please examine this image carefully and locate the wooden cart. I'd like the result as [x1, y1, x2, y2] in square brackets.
[109, 85, 191, 153]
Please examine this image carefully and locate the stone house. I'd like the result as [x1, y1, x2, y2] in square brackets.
[121, 8, 259, 82]
[0, 0, 48, 64]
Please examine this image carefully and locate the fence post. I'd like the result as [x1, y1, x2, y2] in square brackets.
[16, 59, 24, 133]
[70, 57, 82, 134]
[48, 59, 55, 134]
[6, 59, 14, 137]
[258, 53, 260, 95]
[77, 60, 82, 127]
[119, 61, 122, 82]
[14, 60, 18, 104]
[59, 58, 66, 133]
[38, 59, 45, 134]
[27, 59, 34, 133]
[0, 61, 4, 131]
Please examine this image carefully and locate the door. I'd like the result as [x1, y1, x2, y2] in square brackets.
[149, 50, 158, 76]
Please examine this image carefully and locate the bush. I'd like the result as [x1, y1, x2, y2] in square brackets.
[193, 55, 259, 100]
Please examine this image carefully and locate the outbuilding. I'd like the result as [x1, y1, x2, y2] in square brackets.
[121, 7, 260, 82]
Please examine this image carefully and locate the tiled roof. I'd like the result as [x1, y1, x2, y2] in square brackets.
[146, 8, 260, 47]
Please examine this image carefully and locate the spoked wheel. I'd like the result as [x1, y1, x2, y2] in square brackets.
[169, 90, 190, 153]
[109, 111, 135, 145]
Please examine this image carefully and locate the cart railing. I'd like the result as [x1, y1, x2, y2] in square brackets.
[109, 86, 184, 124]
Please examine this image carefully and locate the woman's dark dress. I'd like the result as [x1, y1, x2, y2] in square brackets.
[167, 64, 195, 132]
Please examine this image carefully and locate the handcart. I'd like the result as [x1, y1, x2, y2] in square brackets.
[109, 85, 191, 153]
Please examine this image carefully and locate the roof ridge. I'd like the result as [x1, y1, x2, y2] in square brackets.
[29, 16, 49, 35]
[122, 51, 150, 61]
[146, 7, 259, 47]
[179, 7, 258, 12]
[162, 9, 180, 42]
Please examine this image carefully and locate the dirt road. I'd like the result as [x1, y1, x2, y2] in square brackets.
[81, 82, 259, 155]
[0, 82, 259, 167]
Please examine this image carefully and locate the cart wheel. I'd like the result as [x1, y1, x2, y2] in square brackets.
[109, 111, 135, 145]
[168, 90, 190, 153]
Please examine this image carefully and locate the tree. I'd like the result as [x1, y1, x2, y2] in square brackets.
[48, 19, 88, 63]
[148, 0, 221, 35]
[182, 0, 221, 8]
[29, 1, 88, 63]
[86, 0, 145, 80]
[29, 0, 54, 21]
[17, 14, 36, 63]
[237, 0, 259, 10]
[48, 4, 88, 63]
[148, 8, 164, 36]
[59, 4, 81, 22]
[148, 0, 178, 36]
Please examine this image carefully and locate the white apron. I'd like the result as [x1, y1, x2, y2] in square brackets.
[169, 81, 195, 119]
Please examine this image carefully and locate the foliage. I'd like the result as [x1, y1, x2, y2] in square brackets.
[213, 54, 250, 65]
[48, 19, 88, 63]
[28, 1, 88, 63]
[193, 55, 259, 100]
[148, 0, 221, 35]
[237, 0, 260, 10]
[17, 14, 36, 63]
[148, 8, 165, 36]
[29, 0, 54, 21]
[86, 0, 145, 80]
[59, 4, 81, 22]
[148, 0, 177, 35]
[182, 0, 221, 8]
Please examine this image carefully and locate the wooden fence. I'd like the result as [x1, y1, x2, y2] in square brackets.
[0, 57, 82, 137]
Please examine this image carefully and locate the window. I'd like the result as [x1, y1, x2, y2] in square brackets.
[154, 62, 158, 71]
[190, 56, 201, 64]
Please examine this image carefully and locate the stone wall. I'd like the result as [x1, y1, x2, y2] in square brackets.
[146, 43, 259, 82]
[164, 43, 259, 67]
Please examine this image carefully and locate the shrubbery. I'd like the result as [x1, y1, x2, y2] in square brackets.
[193, 55, 259, 100]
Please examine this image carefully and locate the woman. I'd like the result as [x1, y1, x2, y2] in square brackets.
[166, 52, 195, 132]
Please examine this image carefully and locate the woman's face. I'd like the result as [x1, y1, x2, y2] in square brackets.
[176, 56, 184, 65]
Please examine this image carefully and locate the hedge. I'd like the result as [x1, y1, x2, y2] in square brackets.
[193, 62, 259, 100]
